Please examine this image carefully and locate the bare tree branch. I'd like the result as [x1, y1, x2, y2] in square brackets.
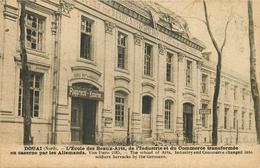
[220, 18, 230, 53]
[184, 16, 207, 25]
[203, 0, 221, 54]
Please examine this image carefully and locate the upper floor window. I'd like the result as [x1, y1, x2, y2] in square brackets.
[224, 82, 229, 96]
[18, 71, 43, 118]
[117, 32, 127, 69]
[144, 43, 153, 76]
[166, 52, 173, 82]
[234, 85, 238, 100]
[80, 16, 93, 60]
[115, 91, 127, 127]
[164, 100, 173, 129]
[249, 113, 252, 130]
[186, 60, 192, 87]
[233, 110, 238, 129]
[201, 74, 208, 94]
[242, 88, 246, 100]
[25, 12, 44, 51]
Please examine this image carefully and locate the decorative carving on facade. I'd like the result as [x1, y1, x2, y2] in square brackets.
[60, 0, 74, 15]
[158, 43, 166, 55]
[51, 21, 57, 35]
[178, 52, 185, 62]
[197, 61, 203, 69]
[104, 20, 115, 34]
[210, 77, 215, 84]
[134, 33, 143, 46]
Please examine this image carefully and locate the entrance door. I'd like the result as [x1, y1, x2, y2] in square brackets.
[71, 98, 97, 144]
[142, 96, 152, 138]
[183, 103, 193, 143]
[83, 99, 97, 144]
[184, 113, 193, 143]
[71, 98, 83, 143]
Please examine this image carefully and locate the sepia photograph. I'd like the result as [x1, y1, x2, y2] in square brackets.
[0, 0, 260, 167]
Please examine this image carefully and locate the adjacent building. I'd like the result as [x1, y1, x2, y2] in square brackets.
[0, 0, 256, 145]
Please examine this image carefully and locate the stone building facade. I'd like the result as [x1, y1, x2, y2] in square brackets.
[0, 0, 256, 145]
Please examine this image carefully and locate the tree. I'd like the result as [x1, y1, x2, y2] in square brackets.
[19, 0, 33, 145]
[203, 0, 230, 145]
[248, 0, 260, 144]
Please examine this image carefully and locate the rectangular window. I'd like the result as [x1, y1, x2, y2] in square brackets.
[234, 86, 237, 100]
[115, 94, 125, 127]
[117, 32, 127, 69]
[233, 110, 237, 129]
[242, 88, 246, 100]
[201, 74, 208, 93]
[225, 82, 229, 96]
[224, 108, 229, 129]
[25, 12, 44, 51]
[164, 100, 173, 129]
[242, 111, 245, 130]
[144, 43, 153, 76]
[186, 60, 192, 87]
[201, 104, 208, 128]
[80, 16, 92, 60]
[18, 71, 43, 118]
[166, 52, 173, 82]
[249, 113, 252, 130]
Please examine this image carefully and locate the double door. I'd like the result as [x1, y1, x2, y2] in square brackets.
[71, 98, 97, 144]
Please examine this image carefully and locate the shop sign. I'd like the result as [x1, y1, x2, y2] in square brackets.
[68, 86, 104, 100]
[199, 109, 211, 114]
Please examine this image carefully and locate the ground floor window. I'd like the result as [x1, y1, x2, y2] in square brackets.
[115, 91, 127, 127]
[165, 100, 173, 129]
[18, 71, 43, 117]
[201, 104, 208, 128]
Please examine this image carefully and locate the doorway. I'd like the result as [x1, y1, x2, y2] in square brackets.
[71, 98, 97, 144]
[142, 96, 153, 138]
[183, 103, 194, 143]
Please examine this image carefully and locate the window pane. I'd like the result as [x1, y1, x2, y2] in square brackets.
[18, 71, 43, 118]
[80, 33, 91, 60]
[25, 13, 44, 51]
[144, 44, 152, 76]
[115, 94, 126, 127]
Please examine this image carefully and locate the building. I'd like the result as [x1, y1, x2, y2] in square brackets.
[200, 52, 256, 144]
[0, 0, 256, 145]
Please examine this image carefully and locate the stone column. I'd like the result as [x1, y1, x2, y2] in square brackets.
[102, 20, 116, 144]
[131, 33, 143, 143]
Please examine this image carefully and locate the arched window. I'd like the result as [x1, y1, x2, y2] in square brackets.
[115, 91, 128, 127]
[165, 100, 173, 129]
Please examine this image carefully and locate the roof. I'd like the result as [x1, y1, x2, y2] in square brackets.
[101, 0, 205, 51]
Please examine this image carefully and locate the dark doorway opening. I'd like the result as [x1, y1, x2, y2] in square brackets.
[183, 103, 194, 143]
[71, 98, 97, 144]
[142, 96, 153, 138]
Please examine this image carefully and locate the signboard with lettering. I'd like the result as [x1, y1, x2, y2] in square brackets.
[68, 86, 104, 100]
[199, 109, 211, 114]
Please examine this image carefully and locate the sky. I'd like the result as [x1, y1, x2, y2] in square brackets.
[155, 0, 260, 81]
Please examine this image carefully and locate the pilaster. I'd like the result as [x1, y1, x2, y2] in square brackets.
[102, 20, 116, 143]
[131, 33, 143, 142]
[176, 52, 185, 144]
